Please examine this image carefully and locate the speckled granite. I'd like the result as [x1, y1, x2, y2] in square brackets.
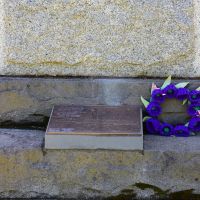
[0, 0, 197, 77]
[0, 129, 199, 199]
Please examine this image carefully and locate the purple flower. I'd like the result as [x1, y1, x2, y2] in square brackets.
[188, 117, 200, 132]
[151, 89, 165, 103]
[187, 104, 200, 116]
[160, 123, 174, 136]
[163, 84, 177, 98]
[176, 88, 189, 101]
[146, 102, 162, 117]
[146, 118, 161, 134]
[189, 90, 200, 103]
[174, 125, 190, 137]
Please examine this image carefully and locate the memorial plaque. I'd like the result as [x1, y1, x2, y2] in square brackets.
[45, 105, 143, 150]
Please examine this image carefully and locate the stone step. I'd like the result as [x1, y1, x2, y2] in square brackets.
[0, 128, 199, 199]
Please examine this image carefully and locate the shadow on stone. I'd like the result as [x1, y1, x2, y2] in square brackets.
[103, 183, 200, 200]
[0, 115, 49, 130]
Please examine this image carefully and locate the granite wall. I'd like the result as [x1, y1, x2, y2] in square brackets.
[0, 0, 199, 77]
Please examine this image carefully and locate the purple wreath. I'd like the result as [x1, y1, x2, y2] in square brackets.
[141, 76, 200, 137]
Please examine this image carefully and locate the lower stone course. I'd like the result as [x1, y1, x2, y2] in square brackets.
[0, 77, 199, 126]
[0, 129, 199, 199]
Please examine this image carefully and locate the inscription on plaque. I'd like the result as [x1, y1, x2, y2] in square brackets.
[46, 105, 142, 136]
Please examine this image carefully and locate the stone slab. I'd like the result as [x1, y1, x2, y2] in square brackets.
[0, 0, 197, 77]
[0, 77, 200, 126]
[0, 128, 199, 199]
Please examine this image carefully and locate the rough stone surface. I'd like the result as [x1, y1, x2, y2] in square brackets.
[0, 77, 199, 125]
[194, 0, 200, 74]
[0, 128, 199, 199]
[0, 0, 4, 72]
[0, 0, 197, 77]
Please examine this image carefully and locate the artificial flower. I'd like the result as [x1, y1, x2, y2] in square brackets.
[188, 117, 200, 132]
[160, 123, 174, 136]
[189, 90, 200, 103]
[174, 125, 190, 137]
[188, 104, 200, 116]
[146, 118, 161, 134]
[162, 84, 177, 98]
[146, 102, 162, 117]
[176, 88, 189, 101]
[151, 89, 165, 103]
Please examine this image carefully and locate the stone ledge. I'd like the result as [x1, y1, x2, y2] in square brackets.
[1, 128, 199, 153]
[0, 128, 199, 199]
[0, 77, 200, 126]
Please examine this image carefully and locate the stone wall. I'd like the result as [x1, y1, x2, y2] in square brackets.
[0, 0, 199, 77]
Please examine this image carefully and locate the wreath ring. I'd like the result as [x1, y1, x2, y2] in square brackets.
[141, 76, 200, 137]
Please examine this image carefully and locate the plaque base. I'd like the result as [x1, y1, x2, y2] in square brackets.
[45, 134, 143, 150]
[45, 105, 143, 150]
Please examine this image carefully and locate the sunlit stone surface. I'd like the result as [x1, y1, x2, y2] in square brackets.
[0, 0, 197, 77]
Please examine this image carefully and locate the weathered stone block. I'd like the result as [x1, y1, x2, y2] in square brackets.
[0, 129, 199, 199]
[0, 0, 196, 77]
[0, 77, 199, 125]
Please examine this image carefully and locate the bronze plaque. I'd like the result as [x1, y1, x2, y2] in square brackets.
[46, 105, 142, 136]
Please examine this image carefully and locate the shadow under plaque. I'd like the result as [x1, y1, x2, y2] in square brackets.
[45, 105, 143, 150]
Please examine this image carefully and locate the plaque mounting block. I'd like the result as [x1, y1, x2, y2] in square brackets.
[45, 105, 143, 150]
